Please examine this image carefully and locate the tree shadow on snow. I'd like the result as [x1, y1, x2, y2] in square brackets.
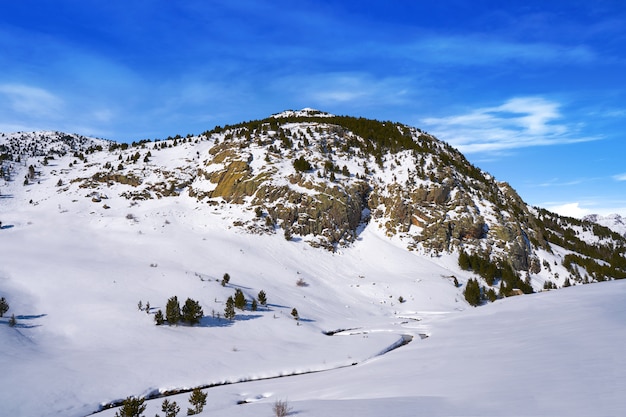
[266, 303, 289, 309]
[198, 316, 235, 328]
[234, 314, 262, 321]
[196, 314, 262, 327]
[11, 314, 47, 328]
[17, 314, 47, 320]
[298, 317, 316, 323]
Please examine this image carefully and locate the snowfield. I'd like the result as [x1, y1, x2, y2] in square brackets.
[1, 134, 625, 416]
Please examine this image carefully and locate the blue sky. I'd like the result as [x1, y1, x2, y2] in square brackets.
[1, 1, 626, 217]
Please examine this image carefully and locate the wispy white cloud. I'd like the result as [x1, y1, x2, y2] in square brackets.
[544, 201, 626, 219]
[614, 173, 626, 181]
[420, 97, 598, 154]
[0, 84, 64, 118]
[544, 202, 591, 218]
[405, 35, 596, 66]
[274, 72, 411, 108]
[541, 189, 626, 218]
[536, 178, 586, 187]
[0, 83, 121, 138]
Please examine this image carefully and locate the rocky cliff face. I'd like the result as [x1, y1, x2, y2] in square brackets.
[181, 110, 552, 274]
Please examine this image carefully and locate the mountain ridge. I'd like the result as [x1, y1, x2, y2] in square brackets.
[2, 110, 626, 298]
[584, 213, 626, 237]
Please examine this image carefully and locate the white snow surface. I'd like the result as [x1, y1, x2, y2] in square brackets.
[1, 135, 625, 417]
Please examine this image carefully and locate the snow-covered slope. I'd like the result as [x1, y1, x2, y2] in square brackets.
[2, 185, 625, 417]
[1, 115, 625, 416]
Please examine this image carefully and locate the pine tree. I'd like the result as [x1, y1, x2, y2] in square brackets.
[458, 251, 470, 270]
[165, 296, 181, 325]
[257, 290, 267, 306]
[224, 296, 236, 320]
[0, 297, 8, 317]
[114, 396, 146, 417]
[234, 288, 246, 310]
[187, 388, 207, 415]
[293, 156, 312, 172]
[160, 399, 180, 417]
[9, 314, 17, 327]
[291, 308, 299, 320]
[221, 273, 230, 287]
[137, 300, 143, 311]
[464, 278, 481, 306]
[182, 298, 203, 325]
[251, 299, 258, 311]
[154, 309, 165, 325]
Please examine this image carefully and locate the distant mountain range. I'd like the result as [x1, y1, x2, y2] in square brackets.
[584, 213, 626, 237]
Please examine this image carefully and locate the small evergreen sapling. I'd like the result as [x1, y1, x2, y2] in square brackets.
[187, 388, 207, 415]
[291, 308, 299, 321]
[160, 399, 180, 417]
[154, 309, 165, 325]
[257, 290, 267, 306]
[221, 273, 230, 287]
[114, 396, 146, 417]
[224, 296, 236, 320]
[0, 296, 9, 317]
[234, 288, 246, 310]
[166, 296, 181, 325]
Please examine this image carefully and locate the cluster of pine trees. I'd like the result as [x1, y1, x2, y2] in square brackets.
[149, 272, 270, 325]
[154, 296, 203, 326]
[535, 208, 626, 282]
[563, 253, 626, 281]
[458, 251, 533, 298]
[114, 387, 207, 417]
[224, 288, 267, 320]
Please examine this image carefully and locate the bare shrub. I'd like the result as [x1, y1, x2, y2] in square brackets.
[273, 399, 292, 417]
[296, 278, 308, 287]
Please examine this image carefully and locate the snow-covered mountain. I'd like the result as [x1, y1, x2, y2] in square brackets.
[1, 110, 625, 416]
[584, 213, 626, 237]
